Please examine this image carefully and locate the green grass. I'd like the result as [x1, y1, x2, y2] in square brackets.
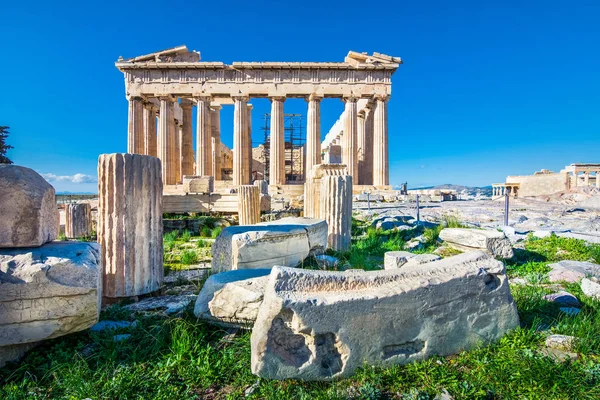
[180, 249, 199, 265]
[211, 226, 223, 238]
[5, 221, 600, 399]
[180, 230, 192, 242]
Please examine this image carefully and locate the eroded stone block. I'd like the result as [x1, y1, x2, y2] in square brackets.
[0, 165, 58, 248]
[183, 175, 214, 194]
[439, 228, 514, 258]
[251, 251, 519, 380]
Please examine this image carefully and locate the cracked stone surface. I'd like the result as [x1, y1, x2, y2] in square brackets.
[251, 251, 519, 380]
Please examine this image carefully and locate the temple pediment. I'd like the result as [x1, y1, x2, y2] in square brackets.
[118, 45, 201, 63]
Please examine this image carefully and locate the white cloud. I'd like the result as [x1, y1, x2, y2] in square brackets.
[41, 173, 97, 184]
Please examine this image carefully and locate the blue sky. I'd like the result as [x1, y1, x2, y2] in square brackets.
[1, 0, 599, 192]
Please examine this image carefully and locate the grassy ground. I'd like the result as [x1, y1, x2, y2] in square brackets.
[2, 224, 600, 399]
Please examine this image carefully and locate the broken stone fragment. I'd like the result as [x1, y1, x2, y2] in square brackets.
[438, 228, 514, 259]
[547, 261, 600, 283]
[251, 251, 519, 380]
[542, 291, 581, 307]
[211, 217, 327, 272]
[0, 164, 59, 248]
[545, 334, 576, 351]
[581, 278, 600, 299]
[194, 269, 270, 328]
[0, 242, 101, 348]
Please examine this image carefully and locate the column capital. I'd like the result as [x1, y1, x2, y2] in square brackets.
[247, 103, 254, 110]
[211, 105, 222, 111]
[358, 110, 366, 119]
[269, 96, 286, 102]
[180, 98, 194, 109]
[306, 94, 323, 102]
[194, 95, 212, 103]
[232, 95, 250, 103]
[158, 95, 177, 102]
[374, 94, 391, 102]
[342, 95, 359, 103]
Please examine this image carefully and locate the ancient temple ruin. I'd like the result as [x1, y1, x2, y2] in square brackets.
[115, 45, 401, 207]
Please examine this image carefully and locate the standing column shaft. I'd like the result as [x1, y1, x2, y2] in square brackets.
[320, 174, 353, 251]
[373, 95, 390, 187]
[127, 97, 144, 154]
[158, 97, 177, 185]
[211, 106, 222, 180]
[596, 172, 600, 188]
[247, 104, 253, 182]
[574, 172, 579, 187]
[174, 118, 182, 184]
[65, 203, 92, 239]
[196, 97, 212, 177]
[306, 95, 322, 179]
[357, 110, 366, 185]
[270, 97, 286, 185]
[238, 185, 260, 225]
[343, 97, 358, 179]
[143, 103, 157, 157]
[233, 96, 250, 185]
[180, 101, 194, 177]
[584, 172, 590, 186]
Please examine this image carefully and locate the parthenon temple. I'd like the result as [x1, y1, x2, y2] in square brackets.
[115, 46, 401, 202]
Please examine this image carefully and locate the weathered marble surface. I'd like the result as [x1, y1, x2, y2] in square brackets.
[0, 165, 58, 248]
[211, 217, 327, 272]
[251, 251, 519, 380]
[65, 203, 92, 238]
[439, 228, 514, 258]
[0, 242, 101, 347]
[98, 153, 163, 298]
[194, 269, 270, 327]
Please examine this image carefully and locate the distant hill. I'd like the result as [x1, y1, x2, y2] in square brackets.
[56, 191, 97, 195]
[403, 184, 493, 197]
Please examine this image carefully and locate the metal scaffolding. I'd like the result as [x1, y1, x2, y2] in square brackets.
[261, 113, 306, 184]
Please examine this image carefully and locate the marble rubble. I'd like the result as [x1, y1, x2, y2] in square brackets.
[0, 165, 58, 248]
[211, 217, 327, 272]
[250, 251, 519, 380]
[438, 228, 514, 259]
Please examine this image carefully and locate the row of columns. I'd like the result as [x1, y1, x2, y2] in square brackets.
[127, 93, 389, 187]
[573, 171, 600, 188]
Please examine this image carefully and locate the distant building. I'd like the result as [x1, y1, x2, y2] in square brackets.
[492, 163, 600, 198]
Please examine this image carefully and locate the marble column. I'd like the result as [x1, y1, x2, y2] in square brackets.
[363, 105, 374, 185]
[238, 185, 260, 225]
[143, 102, 157, 157]
[573, 172, 579, 187]
[247, 104, 253, 182]
[357, 110, 366, 185]
[373, 95, 390, 187]
[269, 97, 286, 185]
[584, 172, 590, 186]
[127, 96, 144, 154]
[158, 97, 177, 185]
[211, 106, 222, 180]
[596, 172, 600, 188]
[306, 94, 322, 180]
[174, 116, 182, 184]
[233, 96, 250, 185]
[196, 96, 212, 177]
[343, 96, 358, 179]
[180, 100, 194, 177]
[320, 174, 352, 251]
[65, 203, 92, 239]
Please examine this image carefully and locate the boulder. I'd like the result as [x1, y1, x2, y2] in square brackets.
[0, 242, 101, 349]
[581, 278, 600, 299]
[194, 269, 270, 327]
[251, 251, 519, 380]
[384, 251, 415, 270]
[547, 261, 600, 283]
[545, 334, 576, 351]
[542, 291, 581, 307]
[438, 228, 514, 258]
[211, 218, 327, 272]
[0, 165, 58, 248]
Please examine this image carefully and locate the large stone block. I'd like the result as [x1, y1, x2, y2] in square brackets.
[98, 153, 163, 298]
[251, 251, 519, 380]
[183, 175, 214, 194]
[0, 242, 101, 350]
[65, 203, 92, 238]
[211, 217, 327, 272]
[439, 228, 514, 258]
[0, 165, 58, 248]
[194, 269, 271, 327]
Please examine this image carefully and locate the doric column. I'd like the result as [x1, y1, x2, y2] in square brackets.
[573, 172, 579, 187]
[305, 94, 322, 179]
[596, 172, 600, 188]
[180, 100, 194, 177]
[195, 96, 212, 177]
[158, 96, 177, 185]
[211, 106, 222, 180]
[238, 185, 260, 225]
[174, 115, 182, 184]
[343, 96, 358, 179]
[357, 109, 366, 185]
[363, 104, 374, 185]
[247, 104, 254, 182]
[65, 203, 92, 239]
[127, 96, 144, 154]
[233, 96, 250, 185]
[143, 102, 157, 157]
[320, 174, 352, 251]
[98, 153, 163, 299]
[269, 97, 286, 185]
[584, 172, 590, 186]
[373, 95, 390, 187]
